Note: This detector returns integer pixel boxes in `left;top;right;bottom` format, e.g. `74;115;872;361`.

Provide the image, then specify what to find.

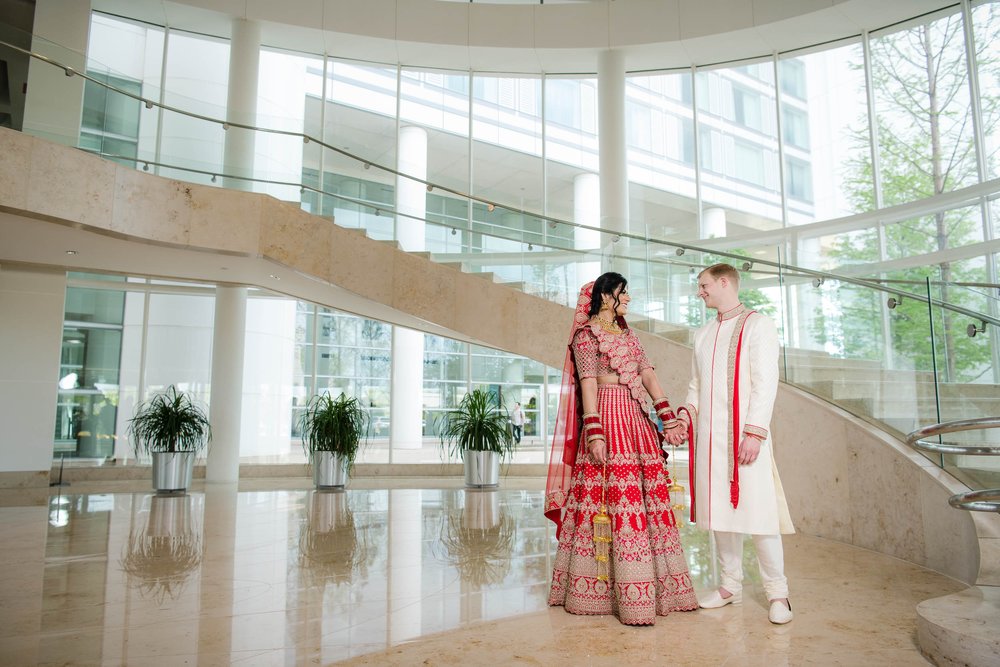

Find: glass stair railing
4;30;1000;493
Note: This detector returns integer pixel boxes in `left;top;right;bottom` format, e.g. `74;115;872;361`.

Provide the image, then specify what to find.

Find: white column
391;126;427;451
240;299;296;459
207;287;246;483
598;49;628;273
395;125;428;251
390;327;424;452
701;207;727;239
0;266;65;477
22;0;92;145
222;19;260;191
574;172;602;286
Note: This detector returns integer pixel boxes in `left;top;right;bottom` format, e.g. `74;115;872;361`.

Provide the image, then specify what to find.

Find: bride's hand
589;439;606;464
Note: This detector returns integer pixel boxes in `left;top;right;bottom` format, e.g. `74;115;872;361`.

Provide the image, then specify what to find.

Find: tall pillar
222;19;260;191
391;126;427;451
207;287;246;483
22;0;92;146
597;50;628;273
574;172;602;286
395;126;427;252
0;266;65;480
701;207;727;239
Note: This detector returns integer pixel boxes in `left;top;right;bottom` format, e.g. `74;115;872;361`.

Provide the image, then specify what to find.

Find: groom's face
697;275;726;309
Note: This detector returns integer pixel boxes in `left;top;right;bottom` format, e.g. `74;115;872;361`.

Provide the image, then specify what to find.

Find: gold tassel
593;462;612;582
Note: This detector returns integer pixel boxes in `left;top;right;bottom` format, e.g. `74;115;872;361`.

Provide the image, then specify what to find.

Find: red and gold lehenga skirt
548;384;698;625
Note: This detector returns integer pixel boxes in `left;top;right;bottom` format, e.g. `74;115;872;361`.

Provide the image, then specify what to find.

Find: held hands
659;423;687;457
662;423;687;445
738;433;764;465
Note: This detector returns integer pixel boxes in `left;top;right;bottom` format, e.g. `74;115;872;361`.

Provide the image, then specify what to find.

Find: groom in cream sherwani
677;263;795;625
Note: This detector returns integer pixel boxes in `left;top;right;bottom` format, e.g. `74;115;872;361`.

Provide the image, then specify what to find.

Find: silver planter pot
312;451;349;489
151;451;196;493
463;450;500;488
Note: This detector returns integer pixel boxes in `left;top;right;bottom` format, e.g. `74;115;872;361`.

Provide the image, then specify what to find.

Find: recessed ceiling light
65;250;78;255
268;274;280;280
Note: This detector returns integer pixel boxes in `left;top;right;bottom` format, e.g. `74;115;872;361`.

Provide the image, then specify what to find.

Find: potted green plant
439;388;517;487
300;392;370;489
127;386;211;493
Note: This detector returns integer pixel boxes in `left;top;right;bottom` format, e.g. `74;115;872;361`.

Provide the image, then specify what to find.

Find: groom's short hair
698;263;741;288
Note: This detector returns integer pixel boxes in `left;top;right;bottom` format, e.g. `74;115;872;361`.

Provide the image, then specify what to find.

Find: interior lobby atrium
1;0;999;664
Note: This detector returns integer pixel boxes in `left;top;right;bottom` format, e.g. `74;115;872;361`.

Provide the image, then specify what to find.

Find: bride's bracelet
653;397;677;422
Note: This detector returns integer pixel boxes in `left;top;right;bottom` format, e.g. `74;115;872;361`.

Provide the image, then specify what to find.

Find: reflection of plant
438;389;516;461
120;531;202;604
297;502;376;588
440;511;516;587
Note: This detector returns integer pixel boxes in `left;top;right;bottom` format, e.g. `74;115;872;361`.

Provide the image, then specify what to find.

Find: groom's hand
738;434;763;464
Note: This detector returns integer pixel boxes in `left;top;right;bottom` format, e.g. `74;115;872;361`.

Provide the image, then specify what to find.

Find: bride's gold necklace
593;314;624;334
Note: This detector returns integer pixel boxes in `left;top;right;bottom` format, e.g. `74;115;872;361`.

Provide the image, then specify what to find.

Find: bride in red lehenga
545;272;698;625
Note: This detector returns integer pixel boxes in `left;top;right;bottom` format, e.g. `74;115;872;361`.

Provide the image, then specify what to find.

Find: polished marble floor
0;480;964;666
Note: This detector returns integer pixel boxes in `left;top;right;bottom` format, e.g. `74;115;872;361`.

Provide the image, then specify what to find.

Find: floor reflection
0;486;964;665
120;494;203;603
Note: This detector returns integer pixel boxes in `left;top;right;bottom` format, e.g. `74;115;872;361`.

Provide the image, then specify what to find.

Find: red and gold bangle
653;397;676;422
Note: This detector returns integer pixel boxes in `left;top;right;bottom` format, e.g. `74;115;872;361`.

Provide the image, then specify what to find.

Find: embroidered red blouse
572;325;654;407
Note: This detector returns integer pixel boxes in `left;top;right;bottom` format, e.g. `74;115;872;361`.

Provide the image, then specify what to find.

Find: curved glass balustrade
2;5;1000;489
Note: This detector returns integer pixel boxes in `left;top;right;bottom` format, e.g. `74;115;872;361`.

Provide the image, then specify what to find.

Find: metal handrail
906;418;1000;513
5;37;1000;329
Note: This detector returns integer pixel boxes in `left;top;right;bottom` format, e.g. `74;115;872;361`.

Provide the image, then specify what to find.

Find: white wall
241;297;296;458
0;266;66;474
143;292;215;405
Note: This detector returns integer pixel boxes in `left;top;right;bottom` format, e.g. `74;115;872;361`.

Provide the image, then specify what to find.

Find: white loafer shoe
769;599;793;624
699;589;742;609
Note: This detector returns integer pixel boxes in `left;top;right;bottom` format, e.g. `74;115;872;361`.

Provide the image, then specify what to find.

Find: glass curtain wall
56;278;554;464
470;74;544;289
255;47;323;202
66;7;1000;466
55;274;126;459
308;59;398;238
82;15;163;167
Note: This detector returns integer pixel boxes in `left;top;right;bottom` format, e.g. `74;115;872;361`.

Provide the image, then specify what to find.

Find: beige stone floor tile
0;486;972;666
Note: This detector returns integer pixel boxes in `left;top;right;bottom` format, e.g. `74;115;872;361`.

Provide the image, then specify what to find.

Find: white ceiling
91;0;955;73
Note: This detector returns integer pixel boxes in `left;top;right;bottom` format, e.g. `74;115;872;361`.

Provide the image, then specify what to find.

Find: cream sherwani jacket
683;307;794;535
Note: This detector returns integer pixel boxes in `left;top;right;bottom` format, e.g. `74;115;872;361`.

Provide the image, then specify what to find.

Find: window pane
779;42;870;223
696;65;782;233
871;10;977;205
626;72;697;243
973;1;1000;181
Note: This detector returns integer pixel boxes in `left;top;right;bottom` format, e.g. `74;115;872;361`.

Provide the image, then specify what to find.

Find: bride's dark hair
588;272;628;318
